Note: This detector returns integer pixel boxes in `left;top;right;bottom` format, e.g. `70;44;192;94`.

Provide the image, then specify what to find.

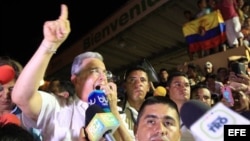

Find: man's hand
228;71;250;85
43;4;71;47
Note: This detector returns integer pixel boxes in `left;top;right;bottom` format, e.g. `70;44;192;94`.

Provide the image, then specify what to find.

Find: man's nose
98;72;108;81
155;122;167;135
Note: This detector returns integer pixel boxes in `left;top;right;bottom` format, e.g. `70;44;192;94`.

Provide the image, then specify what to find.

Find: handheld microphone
180;100;250;141
85;104;120;141
88;88;111;112
0;65;15;84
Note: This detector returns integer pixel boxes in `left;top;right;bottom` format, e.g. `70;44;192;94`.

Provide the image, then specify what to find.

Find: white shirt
180;119;206;141
22;91;88;141
22;91;136;141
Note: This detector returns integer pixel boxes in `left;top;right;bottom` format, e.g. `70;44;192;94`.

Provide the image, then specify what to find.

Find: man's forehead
81;58;105;69
143;104;178;116
128;70;147;77
172;76;188;82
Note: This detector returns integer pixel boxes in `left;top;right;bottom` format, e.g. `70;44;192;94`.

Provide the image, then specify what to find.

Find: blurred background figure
183;10;195;22
186;63;205;87
46;79;75;104
157;68;169;87
216;0;244;48
207;0;217;12
191;84;214;107
241;17;250;48
220;85;250;119
204;61;214;75
0;56;42;141
0;57;22;117
216;67;229;84
205;73;224;97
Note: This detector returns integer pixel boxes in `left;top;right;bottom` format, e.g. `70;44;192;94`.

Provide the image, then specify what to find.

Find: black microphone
85;104;104;128
85;104;120;141
180;100;210;129
180;100;250;141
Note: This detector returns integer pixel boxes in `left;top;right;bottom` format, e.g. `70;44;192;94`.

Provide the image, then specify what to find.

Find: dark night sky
1;0;129;66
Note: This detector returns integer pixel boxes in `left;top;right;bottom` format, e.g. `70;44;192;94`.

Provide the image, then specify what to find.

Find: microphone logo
197;103;237;139
88;90;111;112
208;116;228;133
88;95;109;106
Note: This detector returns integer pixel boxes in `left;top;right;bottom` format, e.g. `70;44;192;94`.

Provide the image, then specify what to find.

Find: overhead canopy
46;0;199;80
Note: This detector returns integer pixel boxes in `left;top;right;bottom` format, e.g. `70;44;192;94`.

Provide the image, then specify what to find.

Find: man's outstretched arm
12;4;71;120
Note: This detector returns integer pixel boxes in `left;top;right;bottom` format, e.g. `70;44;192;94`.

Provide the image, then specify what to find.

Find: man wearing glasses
11;4;132;141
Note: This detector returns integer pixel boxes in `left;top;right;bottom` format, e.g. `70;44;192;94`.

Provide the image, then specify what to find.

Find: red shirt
216;0;238;21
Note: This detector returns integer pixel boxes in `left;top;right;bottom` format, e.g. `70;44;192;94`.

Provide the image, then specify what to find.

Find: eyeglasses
89;68;113;79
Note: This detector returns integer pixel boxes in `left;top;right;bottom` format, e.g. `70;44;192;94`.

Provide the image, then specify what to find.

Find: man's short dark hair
0;123;35;141
123;65;149;81
159;68;168;73
47;79;75;96
191;84;211;98
135;96;179;127
166;71;188;87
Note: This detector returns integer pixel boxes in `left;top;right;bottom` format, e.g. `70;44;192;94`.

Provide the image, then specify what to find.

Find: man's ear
166;86;169;91
62;91;69;98
57;91;69;98
71;75;77;85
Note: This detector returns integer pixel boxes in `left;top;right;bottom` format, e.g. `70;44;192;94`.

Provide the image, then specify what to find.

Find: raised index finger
59;4;68;20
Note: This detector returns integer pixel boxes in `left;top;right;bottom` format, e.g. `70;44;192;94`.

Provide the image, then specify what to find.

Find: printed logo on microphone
190;103;250;141
88;90;110;112
85;113;120;141
199;109;235;139
87;118;105;133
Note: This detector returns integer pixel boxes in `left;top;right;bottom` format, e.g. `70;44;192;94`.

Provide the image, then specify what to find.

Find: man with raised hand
12;4;132;141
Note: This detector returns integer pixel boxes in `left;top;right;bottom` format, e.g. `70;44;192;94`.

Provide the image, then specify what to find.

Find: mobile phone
221;86;234;106
231;62;246;74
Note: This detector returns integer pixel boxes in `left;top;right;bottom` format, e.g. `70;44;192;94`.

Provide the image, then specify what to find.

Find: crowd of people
183;0;250;60
1;2;250;141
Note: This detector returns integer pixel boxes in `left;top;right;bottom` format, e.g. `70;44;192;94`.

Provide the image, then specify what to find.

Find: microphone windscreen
154;86;167;96
0;65;15;84
180;100;210;129
85;104;104;125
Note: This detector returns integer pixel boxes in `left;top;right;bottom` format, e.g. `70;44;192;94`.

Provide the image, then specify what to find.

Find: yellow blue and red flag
183;10;226;53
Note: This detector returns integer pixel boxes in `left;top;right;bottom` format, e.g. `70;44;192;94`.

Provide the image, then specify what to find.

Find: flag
183;10;226;53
